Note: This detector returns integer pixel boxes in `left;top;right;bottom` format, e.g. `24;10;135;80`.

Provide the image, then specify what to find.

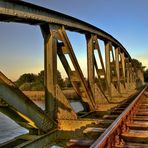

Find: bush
31;82;44;91
144;69;148;82
15;73;37;87
16;70;68;91
19;82;33;91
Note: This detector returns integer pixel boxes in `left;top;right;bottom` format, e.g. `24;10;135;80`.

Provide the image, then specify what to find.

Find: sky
0;0;148;81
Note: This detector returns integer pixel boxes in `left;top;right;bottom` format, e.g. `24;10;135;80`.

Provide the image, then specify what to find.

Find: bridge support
105;42;112;98
41;24;77;120
86;35;109;103
115;47;121;93
57;27;96;111
41;24;58;119
86;34;95;100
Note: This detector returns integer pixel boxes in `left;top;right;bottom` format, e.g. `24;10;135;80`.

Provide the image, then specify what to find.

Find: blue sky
0;0;148;80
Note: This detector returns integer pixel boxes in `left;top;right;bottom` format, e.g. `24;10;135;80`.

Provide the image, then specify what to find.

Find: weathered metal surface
56;85;77;120
86;34;95;100
15;130;57;148
58;119;103;131
86;35;109;104
57;27;96;111
105;42;112;98
0;72;55;133
41;24;58;118
115;47;121;93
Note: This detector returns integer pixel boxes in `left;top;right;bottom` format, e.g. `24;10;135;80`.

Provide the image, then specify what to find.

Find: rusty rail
90;86;147;148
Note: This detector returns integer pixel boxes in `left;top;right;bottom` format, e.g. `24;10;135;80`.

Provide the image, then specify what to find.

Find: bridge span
0;1;145;147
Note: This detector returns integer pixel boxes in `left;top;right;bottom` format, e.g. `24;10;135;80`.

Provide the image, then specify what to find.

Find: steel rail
90;85;147;148
0;0;130;59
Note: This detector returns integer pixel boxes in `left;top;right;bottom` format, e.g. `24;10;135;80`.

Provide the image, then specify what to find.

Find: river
0;100;83;144
0;112;28;144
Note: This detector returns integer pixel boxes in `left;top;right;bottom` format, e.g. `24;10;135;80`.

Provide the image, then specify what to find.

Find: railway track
66;86;148;148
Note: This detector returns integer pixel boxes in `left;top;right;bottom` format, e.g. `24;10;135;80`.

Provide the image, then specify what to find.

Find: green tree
57;70;65;87
15;70;65;90
37;70;65;87
144;68;148;82
15;73;37;87
19;82;33;91
37;70;44;85
132;59;145;71
64;77;72;87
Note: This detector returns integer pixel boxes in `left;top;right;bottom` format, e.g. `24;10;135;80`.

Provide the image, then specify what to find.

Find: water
0;100;44;144
0;112;28;144
70;100;84;113
0;101;83;144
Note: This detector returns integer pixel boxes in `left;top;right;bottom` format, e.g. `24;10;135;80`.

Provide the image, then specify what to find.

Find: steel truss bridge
0;1;145;148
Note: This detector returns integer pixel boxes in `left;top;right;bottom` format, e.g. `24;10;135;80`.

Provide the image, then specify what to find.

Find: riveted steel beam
86;34;95;98
0;72;55;133
105;42;112;98
57;27;96;111
121;52;126;87
41;24;77;120
93;37;107;92
115;47;121;93
40;24;58;118
86;35;109;103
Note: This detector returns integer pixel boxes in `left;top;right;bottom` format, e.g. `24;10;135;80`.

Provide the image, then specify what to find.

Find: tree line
132;59;148;82
15;60;148;91
144;69;148;82
15;70;72;91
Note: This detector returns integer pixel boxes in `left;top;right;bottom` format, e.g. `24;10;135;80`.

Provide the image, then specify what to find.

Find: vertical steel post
40;24;57;119
86;34;95;98
121;52;126;86
105;42;111;98
129;62;132;83
115;47;121;93
126;59;130;86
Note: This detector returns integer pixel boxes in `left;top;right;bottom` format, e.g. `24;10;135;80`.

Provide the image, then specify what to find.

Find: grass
23;91;44;101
